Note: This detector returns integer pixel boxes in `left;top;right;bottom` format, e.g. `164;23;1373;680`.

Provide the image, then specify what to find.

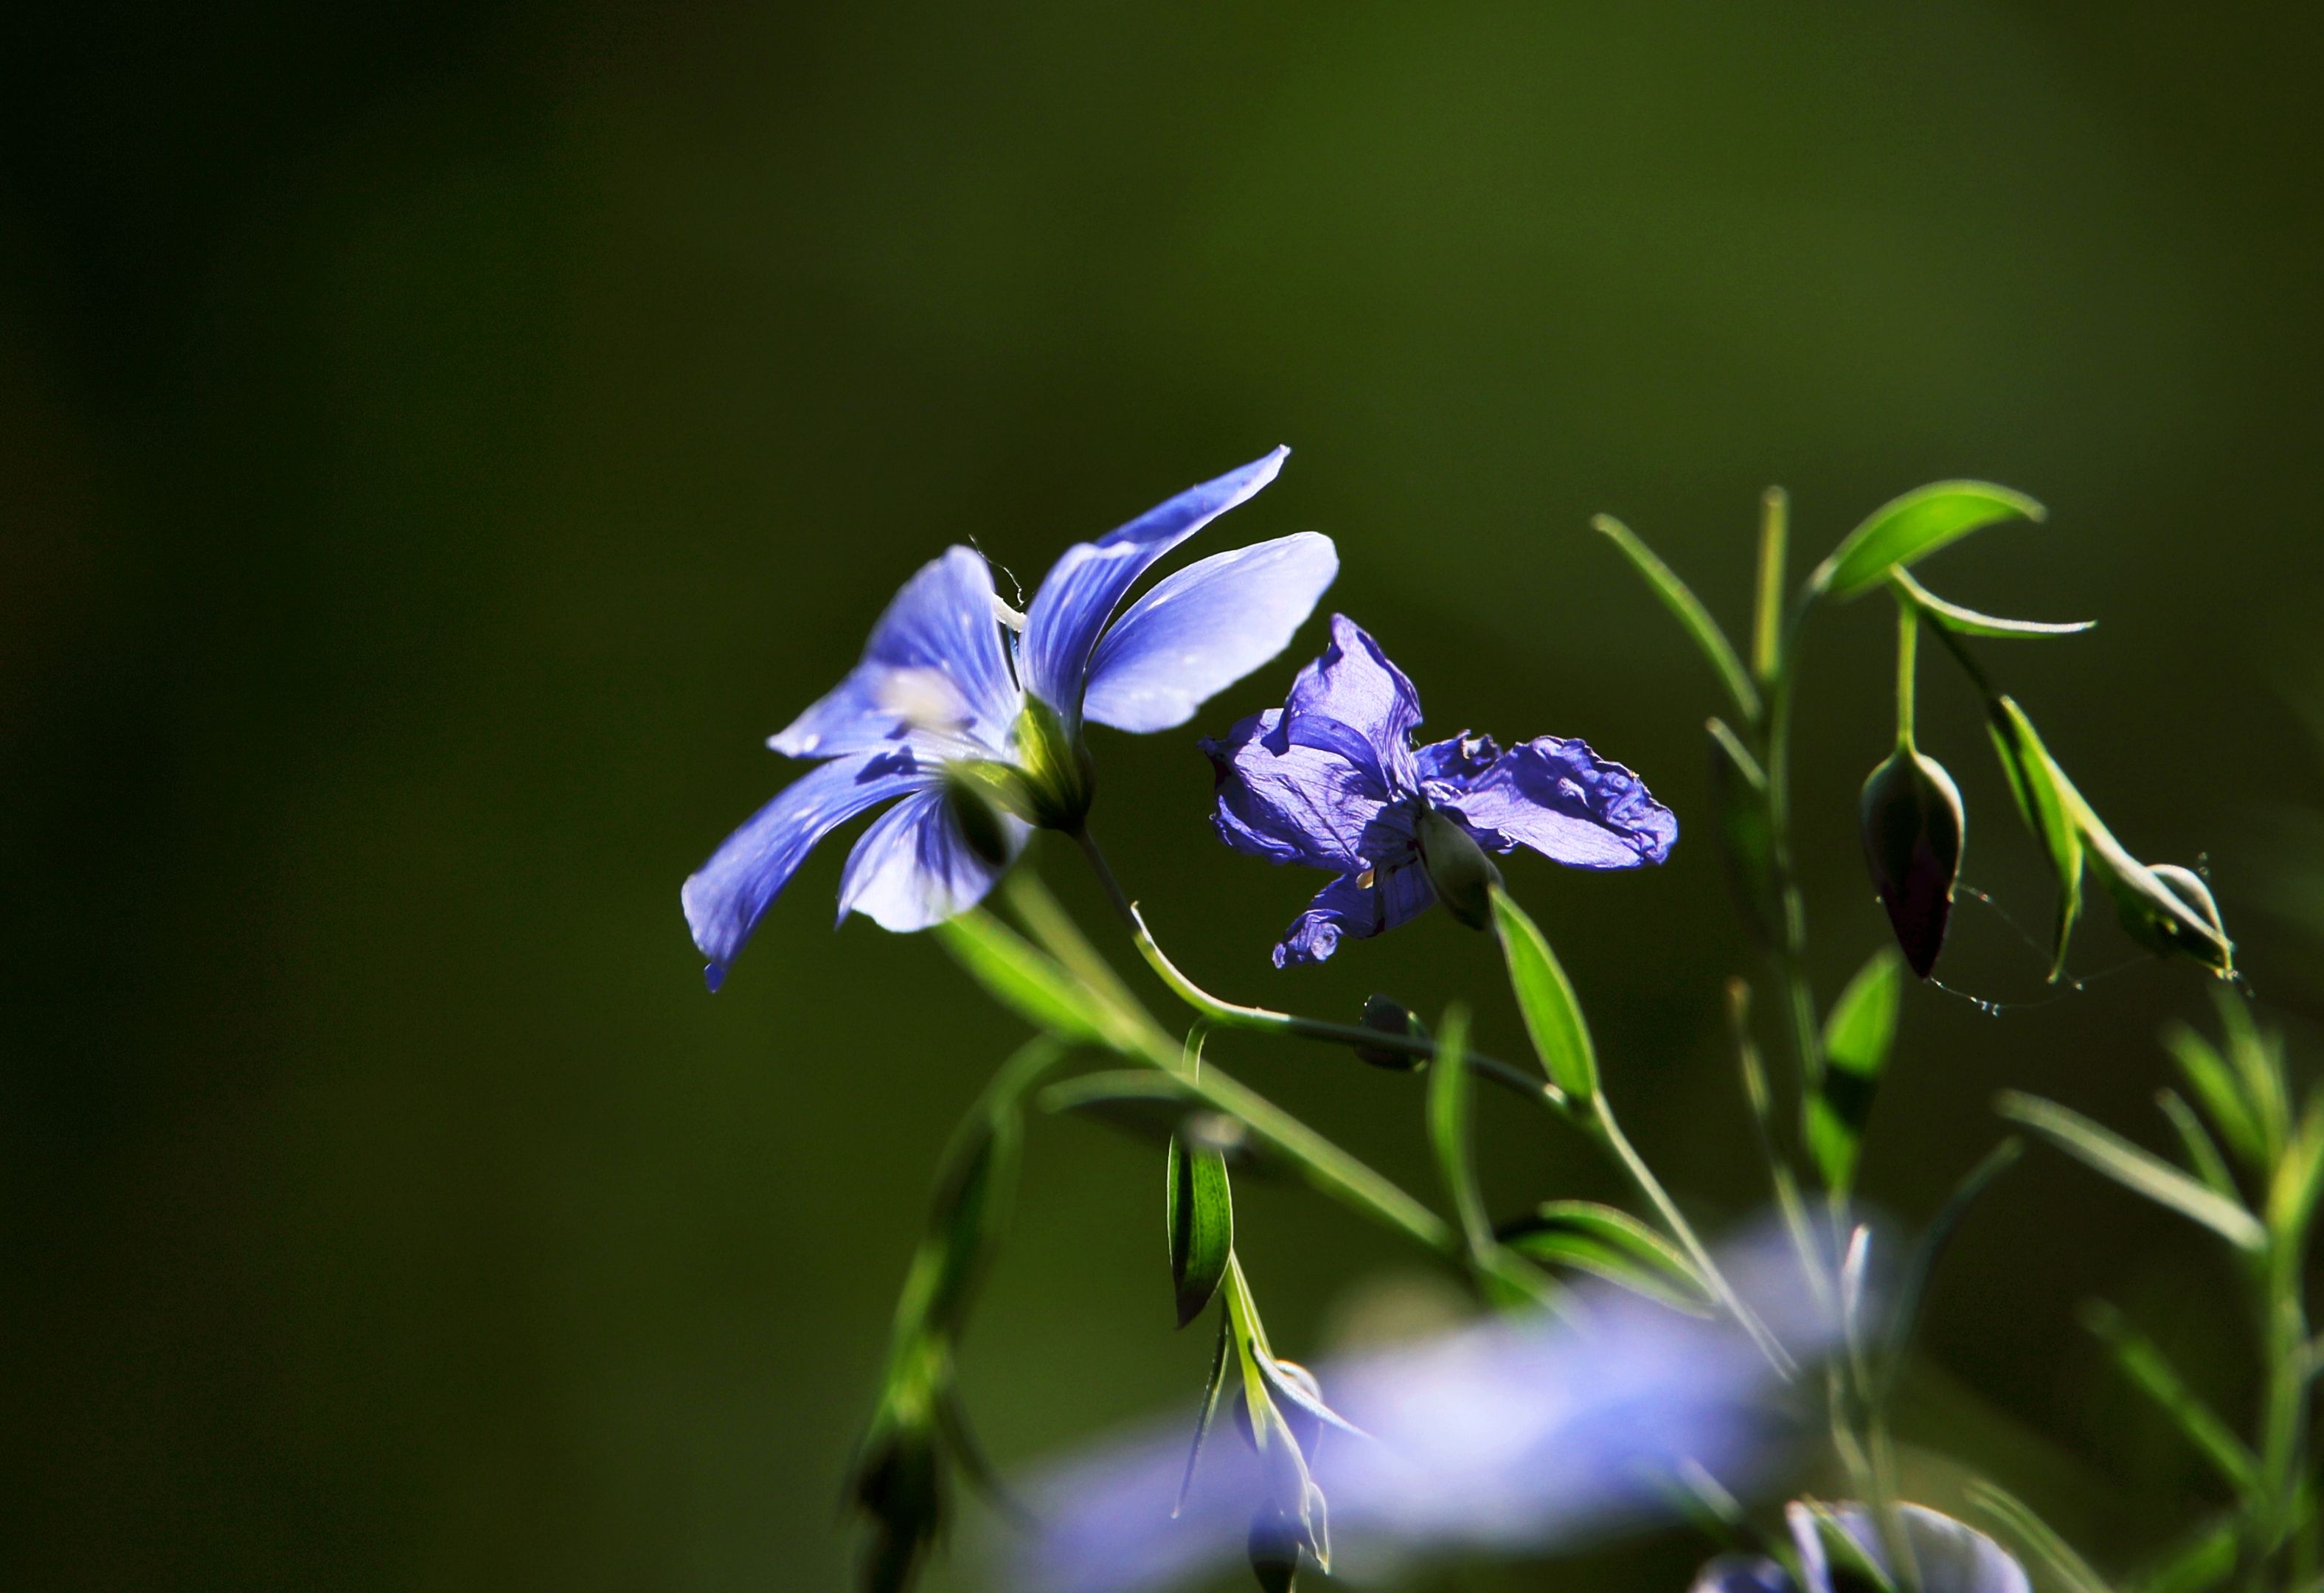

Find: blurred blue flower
1006;1226;1835;1593
1693;1503;2028;1593
1202;615;1678;965
684;448;1336;988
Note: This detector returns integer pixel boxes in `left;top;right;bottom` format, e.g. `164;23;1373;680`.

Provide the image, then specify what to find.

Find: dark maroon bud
1858;746;1965;979
1353;995;1429;1070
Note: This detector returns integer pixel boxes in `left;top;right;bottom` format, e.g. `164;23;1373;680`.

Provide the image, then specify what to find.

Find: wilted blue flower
1202;615;1678;965
683;448;1336;988
1005;1226;1836;1593
1693;1502;2028;1593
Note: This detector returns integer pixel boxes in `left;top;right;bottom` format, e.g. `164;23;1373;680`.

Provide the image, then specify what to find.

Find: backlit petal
1274;861;1435;967
837;789;1027;932
772;547;1019;760
682;749;934;986
1449;737;1677;869
1020;448;1288;719
1268;614;1423;793
1203;708;1391;871
1082;532;1337;733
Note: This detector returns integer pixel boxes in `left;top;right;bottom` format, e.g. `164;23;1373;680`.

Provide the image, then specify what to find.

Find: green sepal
1811;479;2046;601
1166;1133;1235;1328
1997;1090;2265;1252
1496;1200;1714;1314
1488;886;1597;1102
1806;947;1904;1193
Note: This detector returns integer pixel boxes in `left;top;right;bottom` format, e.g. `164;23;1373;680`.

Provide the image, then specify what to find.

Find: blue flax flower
1204;615;1676;966
683;448;1336;988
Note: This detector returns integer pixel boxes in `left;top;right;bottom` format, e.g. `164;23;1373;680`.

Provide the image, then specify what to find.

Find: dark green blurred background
8;3;2324;1588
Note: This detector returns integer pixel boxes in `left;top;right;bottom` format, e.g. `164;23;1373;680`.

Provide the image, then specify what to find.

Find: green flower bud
1857;746;1965;979
1353;995;1429;1070
2101;857;2233;974
1416;808;1502;931
1011;697;1097;833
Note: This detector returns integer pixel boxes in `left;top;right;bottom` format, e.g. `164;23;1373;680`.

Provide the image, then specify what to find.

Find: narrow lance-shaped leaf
1812;480;2047;601
2080;1299;2260;1500
2155;1091;2237;1200
1426;1004;1492;1263
1489;886;1598;1102
2131;1519;2238;1593
1997;1091;2266;1252
936;909;1120;1047
1881;1138;2021;1397
1166;1133;1235;1328
2161;1021;2265;1172
1707;717;1783;948
1806;948;1904;1193
1497;1200;1714;1314
1984;695;2083;982
1893;569;2095;639
1176;1312;1234;1516
1589;514;1761;721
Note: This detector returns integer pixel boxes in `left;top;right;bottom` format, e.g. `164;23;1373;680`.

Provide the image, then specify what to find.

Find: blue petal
682;749;933;983
1789;1503;2028;1593
1019;448;1288;721
1690;1558;1794;1593
771;546;1020;760
837;788;1028;932
1447;736;1678;868
1081;532;1338;733
1414;730;1501;791
1266;614;1423;794
1274;860;1435;967
1201;707;1393;872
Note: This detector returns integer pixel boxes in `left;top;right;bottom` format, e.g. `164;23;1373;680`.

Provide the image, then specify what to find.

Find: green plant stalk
1072;831;1570;1113
1005;867;1462;1263
1894;591;1919;750
1583;1095;1797;1378
2255;1229;2311;1580
1075;832;1790;1368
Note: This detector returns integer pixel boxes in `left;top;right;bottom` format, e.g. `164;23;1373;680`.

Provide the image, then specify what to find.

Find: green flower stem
2256;1227;2311;1576
1075;830;1569;1115
1893;590;1920;750
1582;1094;1797;1379
1007;864;1462;1263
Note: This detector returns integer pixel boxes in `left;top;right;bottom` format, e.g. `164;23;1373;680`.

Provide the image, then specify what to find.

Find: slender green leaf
937;910;1119;1046
1882;1138;2022;1392
1966;1479;2117;1593
1795;1502;1897;1593
1707;718;1783;948
1489;887;1597;1102
1426;1006;1491;1260
1813;480;2047;600
2162;1021;2266;1171
1893;568;2095;638
1806;948;1904;1191
2155;1091;2236;1199
1499;1200;1713;1313
1984;696;2083;982
2212;989;2289;1161
2081;1299;2259;1499
1175;1311;1233;1516
1165;1134;1235;1328
1589;513;1761;720
1997;1091;2266;1252
2129;1518;2238;1593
